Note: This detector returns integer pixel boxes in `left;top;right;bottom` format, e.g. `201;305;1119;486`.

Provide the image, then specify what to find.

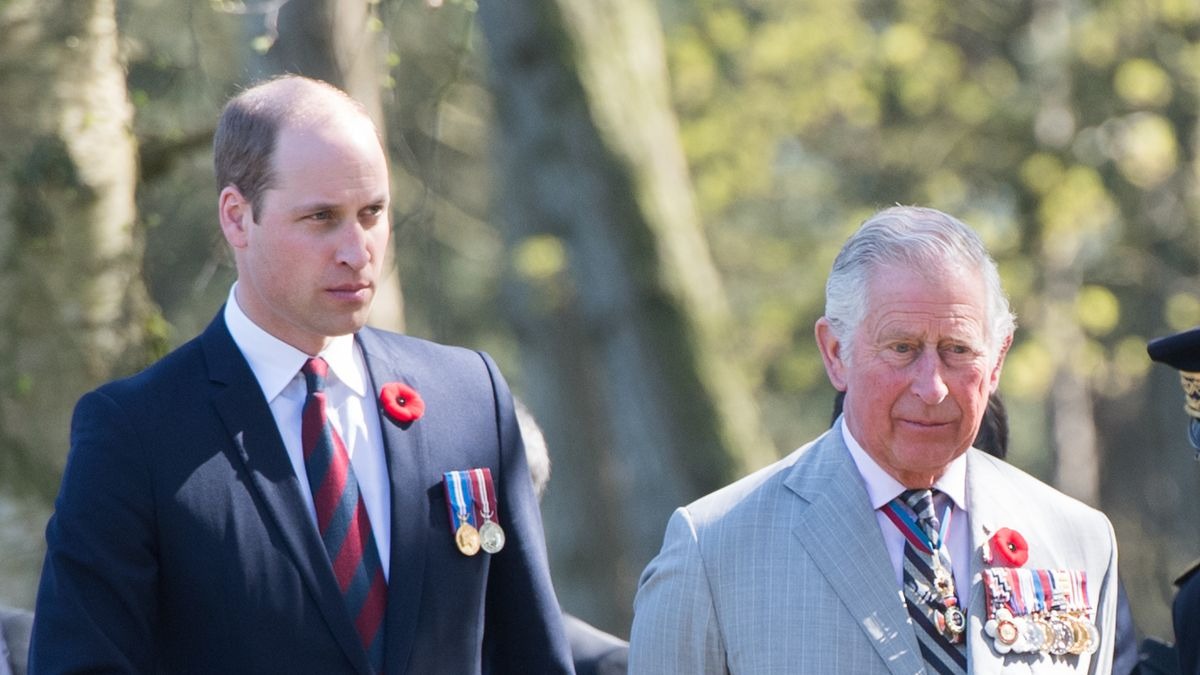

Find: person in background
630;205;1118;673
29;75;572;674
1148;327;1200;675
516;400;630;675
0;605;32;675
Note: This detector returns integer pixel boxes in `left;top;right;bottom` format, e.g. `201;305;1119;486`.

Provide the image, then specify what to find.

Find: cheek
369;227;390;255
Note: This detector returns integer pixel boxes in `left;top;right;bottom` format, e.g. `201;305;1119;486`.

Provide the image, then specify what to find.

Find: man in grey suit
629;206;1118;674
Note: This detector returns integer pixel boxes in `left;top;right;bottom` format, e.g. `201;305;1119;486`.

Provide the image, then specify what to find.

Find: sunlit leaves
1037;165;1118;266
1006;338;1056;398
1075;285;1120;337
1111;112;1179;188
1075;13;1120;68
514;234;567;281
881;23;927;67
1166;292;1200;331
1114;59;1173;108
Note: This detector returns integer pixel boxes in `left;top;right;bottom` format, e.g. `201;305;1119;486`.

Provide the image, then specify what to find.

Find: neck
891;469;944;490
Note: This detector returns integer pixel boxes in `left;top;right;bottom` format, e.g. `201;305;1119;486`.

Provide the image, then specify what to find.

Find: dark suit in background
564;614;627;675
1148;327;1200;675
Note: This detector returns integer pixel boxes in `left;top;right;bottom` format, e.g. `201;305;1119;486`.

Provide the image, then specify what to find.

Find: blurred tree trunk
1027;0;1101;506
0;0;159;605
244;0;405;331
477;0;774;633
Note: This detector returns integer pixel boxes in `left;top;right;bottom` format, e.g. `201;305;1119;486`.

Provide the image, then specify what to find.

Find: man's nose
910;350;949;405
336;221;372;269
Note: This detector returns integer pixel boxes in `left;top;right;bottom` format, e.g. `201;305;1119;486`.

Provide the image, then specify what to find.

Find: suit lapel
965;450;1050;675
965;451;1000;675
784;430;925;675
201;314;371;675
357;329;430;674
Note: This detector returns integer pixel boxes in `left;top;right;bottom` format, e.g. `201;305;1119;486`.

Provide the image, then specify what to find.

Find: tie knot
302;357;329;393
899;488;941;535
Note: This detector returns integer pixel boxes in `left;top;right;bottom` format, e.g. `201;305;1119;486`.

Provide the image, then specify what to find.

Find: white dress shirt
224;285;391;579
841;417;969;598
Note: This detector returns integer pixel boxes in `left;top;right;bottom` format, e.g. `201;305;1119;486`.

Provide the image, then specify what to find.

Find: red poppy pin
987;527;1029;567
379;382;425;426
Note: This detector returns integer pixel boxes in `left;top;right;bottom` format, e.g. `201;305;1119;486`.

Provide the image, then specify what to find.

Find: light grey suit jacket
628;426;1117;674
0;606;32;675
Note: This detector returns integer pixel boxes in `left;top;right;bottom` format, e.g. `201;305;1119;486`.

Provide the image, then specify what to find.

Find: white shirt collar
223;284;365;402
840;416;968;511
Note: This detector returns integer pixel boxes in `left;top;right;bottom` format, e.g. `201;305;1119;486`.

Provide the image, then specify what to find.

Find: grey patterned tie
898;488;967;675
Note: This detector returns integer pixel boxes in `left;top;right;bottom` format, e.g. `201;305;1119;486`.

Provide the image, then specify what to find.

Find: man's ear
815;317;849;392
989;334;1013;393
219;186;252;249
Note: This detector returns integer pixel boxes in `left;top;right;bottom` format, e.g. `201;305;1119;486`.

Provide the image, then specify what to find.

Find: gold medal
997;619;1020;645
1075;614;1094;653
479;520;506;554
1048;614;1074;655
456;523;481;556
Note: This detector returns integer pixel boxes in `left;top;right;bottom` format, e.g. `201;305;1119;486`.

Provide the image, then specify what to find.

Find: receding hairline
229;75;376;132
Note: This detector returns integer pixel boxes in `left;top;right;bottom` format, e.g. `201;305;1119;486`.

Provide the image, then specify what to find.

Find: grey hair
515;398;551;501
824;206;1016;359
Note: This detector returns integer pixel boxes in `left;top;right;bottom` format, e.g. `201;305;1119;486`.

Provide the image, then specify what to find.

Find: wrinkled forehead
863;263;991;333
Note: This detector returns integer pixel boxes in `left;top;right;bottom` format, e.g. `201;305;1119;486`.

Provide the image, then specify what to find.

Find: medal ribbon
443;470;476;534
983;568;1093;619
883;499;952;554
470;468;501;525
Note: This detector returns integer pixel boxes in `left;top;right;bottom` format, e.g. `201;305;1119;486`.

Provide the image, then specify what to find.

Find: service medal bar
982;567;1098;657
470;468;506;554
443;471;480;556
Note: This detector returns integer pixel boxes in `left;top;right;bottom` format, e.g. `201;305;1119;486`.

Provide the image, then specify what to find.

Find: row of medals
983;607;1100;656
455;510;506;557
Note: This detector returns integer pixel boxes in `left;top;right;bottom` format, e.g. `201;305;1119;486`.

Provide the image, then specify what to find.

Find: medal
1048;615;1075;655
983;566;1099;658
942;604;967;637
997;618;1020;645
443;471;480;556
456;523;481;556
479;520;506;554
470;468;506;554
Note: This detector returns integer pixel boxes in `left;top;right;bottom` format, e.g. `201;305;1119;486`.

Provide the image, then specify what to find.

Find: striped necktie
896;488;967;675
301;357;387;673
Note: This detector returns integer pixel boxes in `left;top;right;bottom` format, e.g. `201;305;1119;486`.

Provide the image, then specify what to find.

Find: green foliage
9;136;87;242
660;0;1200;636
661;0;1200;421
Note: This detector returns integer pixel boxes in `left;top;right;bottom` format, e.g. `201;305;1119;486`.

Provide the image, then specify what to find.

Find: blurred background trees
1;0;1198;643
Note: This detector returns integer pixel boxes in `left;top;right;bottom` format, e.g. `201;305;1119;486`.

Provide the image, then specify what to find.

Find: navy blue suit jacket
30;313;573;674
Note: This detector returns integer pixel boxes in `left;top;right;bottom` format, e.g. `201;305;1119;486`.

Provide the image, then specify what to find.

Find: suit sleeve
628;507;726;675
1087;514;1119;675
1174;574;1200;675
477;353;575;674
30;390;159;674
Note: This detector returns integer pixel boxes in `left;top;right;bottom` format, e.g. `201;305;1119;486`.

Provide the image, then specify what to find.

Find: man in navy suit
29;75;573;674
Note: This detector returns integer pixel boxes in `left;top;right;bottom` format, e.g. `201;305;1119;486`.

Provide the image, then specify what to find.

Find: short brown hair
212;75;375;217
